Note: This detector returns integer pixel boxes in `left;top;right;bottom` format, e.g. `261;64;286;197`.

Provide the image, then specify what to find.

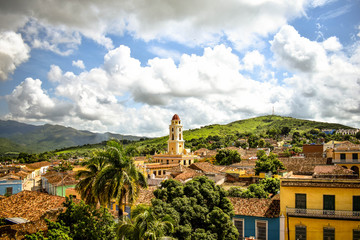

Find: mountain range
0;120;144;154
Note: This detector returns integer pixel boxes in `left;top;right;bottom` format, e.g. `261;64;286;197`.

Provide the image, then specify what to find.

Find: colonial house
229;195;281;240
280;170;360;240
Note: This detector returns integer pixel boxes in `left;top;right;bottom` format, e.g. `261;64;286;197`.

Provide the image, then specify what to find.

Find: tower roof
172;114;180;120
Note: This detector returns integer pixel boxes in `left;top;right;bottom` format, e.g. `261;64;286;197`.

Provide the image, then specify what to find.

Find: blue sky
0;0;359;137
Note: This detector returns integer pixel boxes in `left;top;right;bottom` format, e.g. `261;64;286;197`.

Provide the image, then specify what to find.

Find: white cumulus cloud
72;60;85;69
0;31;30;81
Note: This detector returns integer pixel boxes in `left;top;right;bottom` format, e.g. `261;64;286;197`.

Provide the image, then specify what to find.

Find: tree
254;150;285;175
356;131;360;140
94;140;147;218
281;126;291;136
25;219;72;240
75;150;107;206
117;204;174;240
247;134;260;148
152;176;239;240
25;198;116;240
58;197;117;240
259;178;280;195
214;149;241;165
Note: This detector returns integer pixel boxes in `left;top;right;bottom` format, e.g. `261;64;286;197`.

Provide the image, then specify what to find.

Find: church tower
168;114;185;154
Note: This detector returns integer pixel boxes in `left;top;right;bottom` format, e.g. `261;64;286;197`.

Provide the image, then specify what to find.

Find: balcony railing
286;207;360;220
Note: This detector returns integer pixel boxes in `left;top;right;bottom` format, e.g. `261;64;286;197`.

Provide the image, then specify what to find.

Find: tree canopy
214;149;241;165
151;176;238;240
254;150;285;175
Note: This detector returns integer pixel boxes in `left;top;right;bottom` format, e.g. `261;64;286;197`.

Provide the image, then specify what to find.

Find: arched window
179;133;181;140
172;134;174;140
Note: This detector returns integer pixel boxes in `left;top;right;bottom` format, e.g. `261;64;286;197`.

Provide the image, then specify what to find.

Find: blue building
0;175;23;196
229;195;282;240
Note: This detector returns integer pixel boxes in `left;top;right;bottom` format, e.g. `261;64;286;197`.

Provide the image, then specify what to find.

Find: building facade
280;176;360;240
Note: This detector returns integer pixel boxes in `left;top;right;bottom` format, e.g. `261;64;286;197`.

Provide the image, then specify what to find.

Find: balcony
286;207;360;220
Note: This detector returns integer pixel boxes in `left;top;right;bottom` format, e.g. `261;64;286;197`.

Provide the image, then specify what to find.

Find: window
353;229;360;240
340;153;346;161
167;160;169;164
295;225;306;240
353;153;358;161
158;170;161;175
163;170;166;175
172;128;174;132
153;171;156;176
183;160;186;165
189;160;191;165
323;227;334;240
295;194;306;213
172;134;174;140
6;187;12;196
256;220;267;240
179;134;182;140
233;219;244;240
354;196;360;213
323;195;335;215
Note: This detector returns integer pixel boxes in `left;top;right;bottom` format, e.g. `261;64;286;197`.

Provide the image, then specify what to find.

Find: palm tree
75;150;107;206
95;140;147;218
117;204;174;240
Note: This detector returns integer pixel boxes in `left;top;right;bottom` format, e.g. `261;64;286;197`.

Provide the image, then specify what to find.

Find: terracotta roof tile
189;162;221;174
135;187;157;205
26;161;51;170
228;197;280;218
0;191;66;222
174;168;203;182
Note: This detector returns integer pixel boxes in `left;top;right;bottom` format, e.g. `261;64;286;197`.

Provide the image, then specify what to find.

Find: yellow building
331;143;360;177
280;171;360;240
149;114;198;178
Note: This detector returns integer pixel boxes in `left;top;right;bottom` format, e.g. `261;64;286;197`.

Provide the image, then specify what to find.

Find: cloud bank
5;25;360;136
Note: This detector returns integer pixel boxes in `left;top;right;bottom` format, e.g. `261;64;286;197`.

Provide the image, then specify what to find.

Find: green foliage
214;149;241;165
53;161;74;172
25;219;72;240
58;197;117;240
117;204;174;240
152;176;239;240
255;150;285;175
227;178;279;199
259;178;280;195
227;187;243;197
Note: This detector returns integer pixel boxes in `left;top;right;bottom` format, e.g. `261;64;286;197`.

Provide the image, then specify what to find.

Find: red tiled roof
313;165;355;175
228;196;280;218
174;168;203;182
0;191;66;221
172;114;180;120
189;162;221;174
43;171;78;186
26;161;51;170
134;186;157;205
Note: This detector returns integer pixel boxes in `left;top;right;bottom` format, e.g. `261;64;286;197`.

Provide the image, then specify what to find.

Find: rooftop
228;196;280;218
0;191;65;221
26;161;52;170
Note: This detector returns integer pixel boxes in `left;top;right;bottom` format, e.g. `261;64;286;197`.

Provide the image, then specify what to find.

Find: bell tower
168;114;185;154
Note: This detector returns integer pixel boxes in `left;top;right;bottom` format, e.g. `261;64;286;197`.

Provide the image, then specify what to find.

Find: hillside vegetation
0;115;354;155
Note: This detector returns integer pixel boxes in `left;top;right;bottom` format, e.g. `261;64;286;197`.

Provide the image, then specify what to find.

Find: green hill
134;115;353;152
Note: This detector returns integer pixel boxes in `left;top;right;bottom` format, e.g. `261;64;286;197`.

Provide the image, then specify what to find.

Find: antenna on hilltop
272;106;275;115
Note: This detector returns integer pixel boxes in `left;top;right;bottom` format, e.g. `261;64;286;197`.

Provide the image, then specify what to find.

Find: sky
0;0;360;137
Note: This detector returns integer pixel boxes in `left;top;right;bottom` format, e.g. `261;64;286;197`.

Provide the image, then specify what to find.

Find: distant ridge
0;120;145;154
0;115;354;154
